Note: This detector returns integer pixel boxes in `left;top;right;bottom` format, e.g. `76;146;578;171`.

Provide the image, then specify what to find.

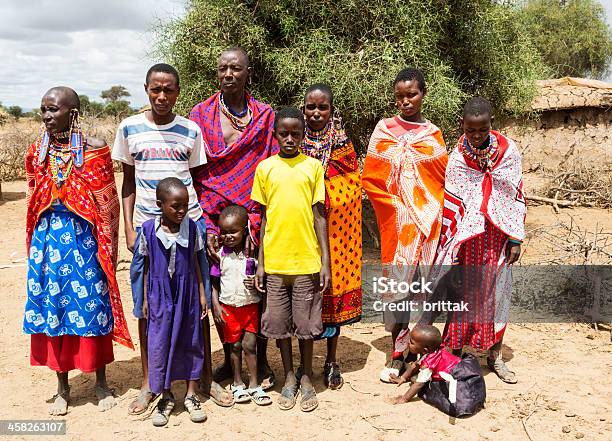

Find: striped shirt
112;113;207;227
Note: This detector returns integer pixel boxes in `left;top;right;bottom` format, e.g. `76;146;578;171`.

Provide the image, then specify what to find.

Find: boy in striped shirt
112;63;233;414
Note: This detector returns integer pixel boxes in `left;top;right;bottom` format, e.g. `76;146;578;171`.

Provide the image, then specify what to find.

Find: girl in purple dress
139;177;208;426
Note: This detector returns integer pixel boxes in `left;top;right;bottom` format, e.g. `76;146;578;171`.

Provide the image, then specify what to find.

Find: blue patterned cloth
23;203;113;337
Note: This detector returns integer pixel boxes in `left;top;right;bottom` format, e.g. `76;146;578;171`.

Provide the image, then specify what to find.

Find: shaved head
44;86;80;110
219;46;250;67
412;325;443;349
156;177;187;202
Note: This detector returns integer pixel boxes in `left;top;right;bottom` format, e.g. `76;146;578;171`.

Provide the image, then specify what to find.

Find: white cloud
0;0;186;109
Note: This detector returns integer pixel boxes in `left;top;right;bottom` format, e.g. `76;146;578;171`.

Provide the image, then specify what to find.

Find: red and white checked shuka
434;130;526;350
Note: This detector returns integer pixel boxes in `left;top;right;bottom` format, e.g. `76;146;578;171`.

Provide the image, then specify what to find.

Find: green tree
520;0;612;79
24;109;42;122
7;105;23;119
156;0;547;150
103;100;133;118
99;86;133;118
79;94;105;116
100;85;131;103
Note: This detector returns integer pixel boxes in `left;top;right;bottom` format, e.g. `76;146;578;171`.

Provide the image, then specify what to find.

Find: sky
0;0;611;110
0;0;187;110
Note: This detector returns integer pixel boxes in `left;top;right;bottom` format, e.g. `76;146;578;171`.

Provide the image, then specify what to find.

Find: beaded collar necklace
461;133;499;171
48;141;74;186
302;118;348;172
219;93;252;131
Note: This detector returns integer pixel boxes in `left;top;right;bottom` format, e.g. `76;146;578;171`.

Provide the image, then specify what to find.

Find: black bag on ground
417;354;486;417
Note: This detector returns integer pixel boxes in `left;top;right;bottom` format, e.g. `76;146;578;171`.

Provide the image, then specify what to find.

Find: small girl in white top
210;205;271;406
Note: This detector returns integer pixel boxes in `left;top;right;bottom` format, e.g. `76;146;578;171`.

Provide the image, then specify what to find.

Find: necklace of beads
219;93;252;131
51;130;71;141
48;143;74;186
461;134;499;171
302;122;335;171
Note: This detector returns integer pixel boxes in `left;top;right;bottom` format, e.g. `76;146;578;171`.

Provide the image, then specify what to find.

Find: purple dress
142;218;204;394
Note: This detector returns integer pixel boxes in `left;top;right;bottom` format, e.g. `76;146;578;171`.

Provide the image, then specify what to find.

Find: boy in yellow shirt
251;106;331;412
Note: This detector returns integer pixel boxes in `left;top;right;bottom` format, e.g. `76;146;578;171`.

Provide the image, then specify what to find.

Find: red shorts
221;303;259;344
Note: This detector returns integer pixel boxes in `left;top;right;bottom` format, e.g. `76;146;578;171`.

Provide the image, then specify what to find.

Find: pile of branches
524;217;612;265
528;149;612;211
521;217;611;325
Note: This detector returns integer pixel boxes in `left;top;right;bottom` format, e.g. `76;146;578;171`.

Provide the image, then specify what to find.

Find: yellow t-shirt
251;153;325;275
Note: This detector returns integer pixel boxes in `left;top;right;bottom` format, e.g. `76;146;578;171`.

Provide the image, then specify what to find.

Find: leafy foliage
98;86;134;118
519;0;612;79
155;0;553;150
79;95;105;117
100;85;131;103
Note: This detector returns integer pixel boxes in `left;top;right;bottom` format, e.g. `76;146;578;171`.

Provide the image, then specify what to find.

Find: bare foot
96;384;117;412
128;389;155;415
49;390;70;416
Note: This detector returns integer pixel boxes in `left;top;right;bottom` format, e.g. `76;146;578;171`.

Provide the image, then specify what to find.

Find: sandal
184;394;207;423
487;357;518;384
128;389;156;415
324;362;344;390
278;383;299;410
246;386;272;406
152;397;175;427
200;381;235;407
380;359;404;383
259;369;276;391
231;384;251;404
299;385;318;412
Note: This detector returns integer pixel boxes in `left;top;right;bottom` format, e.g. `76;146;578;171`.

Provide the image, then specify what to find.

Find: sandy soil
0;176;611;441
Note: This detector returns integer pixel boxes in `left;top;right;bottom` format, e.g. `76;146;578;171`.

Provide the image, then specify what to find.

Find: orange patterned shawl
25;142;133;349
362;117;448;267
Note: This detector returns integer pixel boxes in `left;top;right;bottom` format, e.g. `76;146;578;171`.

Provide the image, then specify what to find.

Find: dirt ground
0;175;611;441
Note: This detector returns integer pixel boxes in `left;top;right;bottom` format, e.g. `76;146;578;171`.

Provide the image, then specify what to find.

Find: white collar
154;216;190;249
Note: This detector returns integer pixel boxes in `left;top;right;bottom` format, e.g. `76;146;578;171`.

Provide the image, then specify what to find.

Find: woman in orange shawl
362;68;447;382
24;87;132;415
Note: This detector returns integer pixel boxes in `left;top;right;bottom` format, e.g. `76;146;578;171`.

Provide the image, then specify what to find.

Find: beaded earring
38;127;50;165
69;109;84;168
332;108;343;129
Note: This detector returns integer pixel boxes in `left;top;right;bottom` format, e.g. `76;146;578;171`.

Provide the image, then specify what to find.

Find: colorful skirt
30;333;114;373
321;159;362;327
23;203;113;337
443;220;510;350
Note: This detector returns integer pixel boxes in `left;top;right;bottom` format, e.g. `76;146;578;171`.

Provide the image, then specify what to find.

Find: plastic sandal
260;370;276;391
299;385;318;412
231;384;251;404
246;386;272;406
380;359;404;383
128;389;157;415
184;394;207;423
200;381;234;407
152;397;175;427
278;383;299;410
488;357;518;384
